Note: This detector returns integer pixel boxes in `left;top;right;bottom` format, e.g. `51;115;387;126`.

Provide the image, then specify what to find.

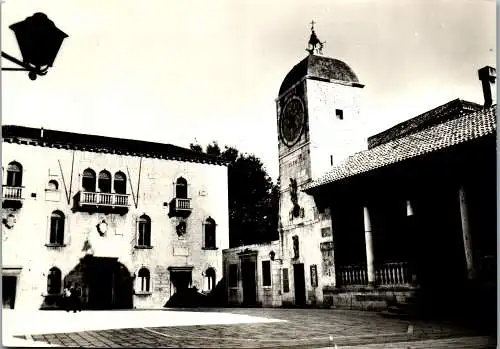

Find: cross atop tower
306;20;325;55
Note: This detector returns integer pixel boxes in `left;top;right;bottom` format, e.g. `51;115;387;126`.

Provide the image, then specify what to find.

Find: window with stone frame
98;170;112;193
47;180;59;191
228;264;238;287
47;267;62;294
113;171;127;194
137;215;151;247
282;268;290;293
205;268;216;291
82;168;96;192
175;177;188;198
203;217;216;249
49;210;65;245
6;162;23;187
262;260;271;287
137;267;151;292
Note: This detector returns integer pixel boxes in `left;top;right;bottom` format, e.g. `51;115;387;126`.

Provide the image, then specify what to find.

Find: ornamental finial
306;20;325;55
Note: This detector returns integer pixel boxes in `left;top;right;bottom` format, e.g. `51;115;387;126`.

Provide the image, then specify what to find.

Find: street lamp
2;12;68;80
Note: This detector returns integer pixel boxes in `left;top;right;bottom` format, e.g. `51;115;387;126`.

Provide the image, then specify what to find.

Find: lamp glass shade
9;12;68;68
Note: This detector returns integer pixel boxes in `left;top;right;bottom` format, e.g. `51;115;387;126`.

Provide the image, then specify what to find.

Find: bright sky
1;0;496;181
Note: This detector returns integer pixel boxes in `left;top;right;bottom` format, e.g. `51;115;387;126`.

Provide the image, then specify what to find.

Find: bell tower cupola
276;22;366;186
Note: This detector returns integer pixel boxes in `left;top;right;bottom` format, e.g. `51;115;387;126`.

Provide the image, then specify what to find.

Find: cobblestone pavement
13;308;498;348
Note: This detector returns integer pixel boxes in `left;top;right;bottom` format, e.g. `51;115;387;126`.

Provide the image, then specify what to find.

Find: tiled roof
367;99;482;149
303;105;496;191
2;125;228;166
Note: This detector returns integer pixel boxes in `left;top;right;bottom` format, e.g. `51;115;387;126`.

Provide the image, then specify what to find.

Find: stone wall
223;241;281;307
2;141;229;309
306;79;365;179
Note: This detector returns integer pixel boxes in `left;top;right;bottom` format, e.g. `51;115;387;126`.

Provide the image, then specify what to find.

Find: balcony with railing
168;198;192;218
80;192;130;208
175;198;192;211
337;261;410;287
2;186;24;208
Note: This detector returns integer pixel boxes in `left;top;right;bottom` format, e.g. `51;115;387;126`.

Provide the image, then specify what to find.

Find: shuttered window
282;268;289;293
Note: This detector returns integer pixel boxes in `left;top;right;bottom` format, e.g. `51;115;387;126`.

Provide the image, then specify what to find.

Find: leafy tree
190;141;279;247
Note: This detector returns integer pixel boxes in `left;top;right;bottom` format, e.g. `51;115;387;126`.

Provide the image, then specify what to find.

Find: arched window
98;170;112;193
47;267;62;294
204;217;216;249
137;215;151;247
47;180;59;191
50;211;65;245
137;267;150;292
82;169;96;192
6;162;22;187
205;268;216;291
175;177;188;199
113;171;126;194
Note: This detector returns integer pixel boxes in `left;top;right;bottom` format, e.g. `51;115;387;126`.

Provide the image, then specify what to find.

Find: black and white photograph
1;0;497;347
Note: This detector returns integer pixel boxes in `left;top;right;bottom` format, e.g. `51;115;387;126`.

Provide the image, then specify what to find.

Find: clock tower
276;25;366;304
277;27;365;198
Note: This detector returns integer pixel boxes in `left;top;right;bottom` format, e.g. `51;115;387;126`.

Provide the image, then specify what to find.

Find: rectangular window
262;260;271;286
282;268;289;293
321;227;332;237
229;264;238;287
310;264;318;287
336;109;344;120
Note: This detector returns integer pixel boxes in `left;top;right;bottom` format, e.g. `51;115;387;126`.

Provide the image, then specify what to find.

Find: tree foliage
190;141;279;247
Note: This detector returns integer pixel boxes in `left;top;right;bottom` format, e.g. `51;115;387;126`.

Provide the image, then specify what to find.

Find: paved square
3;308;497;348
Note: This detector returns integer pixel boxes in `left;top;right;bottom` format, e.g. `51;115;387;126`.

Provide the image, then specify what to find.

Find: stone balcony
2;186;24;209
77;192;130;214
168;198;192;218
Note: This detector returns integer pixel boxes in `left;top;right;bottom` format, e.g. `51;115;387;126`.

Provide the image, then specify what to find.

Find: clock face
280;97;305;147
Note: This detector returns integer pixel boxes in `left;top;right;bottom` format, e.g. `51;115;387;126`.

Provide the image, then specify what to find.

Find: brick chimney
478;66;496;107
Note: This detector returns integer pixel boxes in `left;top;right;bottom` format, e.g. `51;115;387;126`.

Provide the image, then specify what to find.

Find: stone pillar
406;199;418;283
406;200;414;216
459;186;476;280
363;206;375;284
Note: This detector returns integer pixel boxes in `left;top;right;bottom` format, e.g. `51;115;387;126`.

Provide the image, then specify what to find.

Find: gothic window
175;177;188;199
137;215;151;247
47;267;62;294
262;260;271;286
6;162;22;187
204;217;216;249
228;264;238;288
98;170;112;193
47;180;59;191
137;267;150;292
82;168;96;192
205;268;216;291
113;171;126;194
49;211;65;245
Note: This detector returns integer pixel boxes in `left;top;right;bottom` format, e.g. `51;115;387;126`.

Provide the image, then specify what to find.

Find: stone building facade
223;241;281;307
2;126;229;310
224;47;496;316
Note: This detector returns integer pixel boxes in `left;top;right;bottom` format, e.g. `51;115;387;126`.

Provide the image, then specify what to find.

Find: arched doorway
64;256;133;310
